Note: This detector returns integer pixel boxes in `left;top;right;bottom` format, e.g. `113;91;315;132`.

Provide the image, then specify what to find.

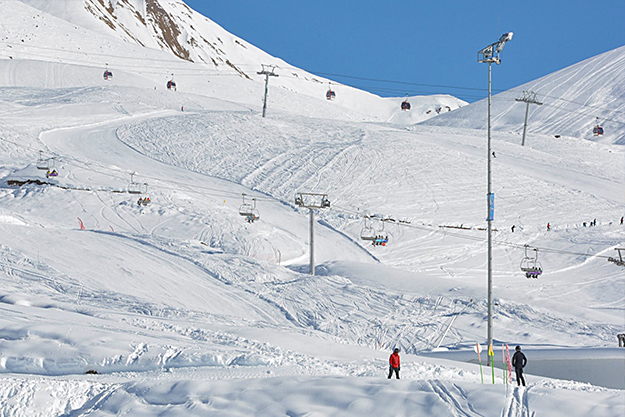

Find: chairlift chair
373;235;389;246
239;194;260;223
36;150;50;170
127;173;143;194
370;218;389;246
520;245;542;279
360;217;377;241
139;183;150;206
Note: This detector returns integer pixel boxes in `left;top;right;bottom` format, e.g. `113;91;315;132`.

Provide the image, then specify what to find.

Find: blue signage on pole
487;193;494;221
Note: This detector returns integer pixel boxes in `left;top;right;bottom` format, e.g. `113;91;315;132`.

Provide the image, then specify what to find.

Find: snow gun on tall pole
477;31;513;366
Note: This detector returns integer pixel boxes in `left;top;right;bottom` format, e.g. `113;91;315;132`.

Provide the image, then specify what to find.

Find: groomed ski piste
0;1;624;415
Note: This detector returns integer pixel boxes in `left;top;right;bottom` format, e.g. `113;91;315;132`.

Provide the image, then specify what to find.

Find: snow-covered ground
0;1;623;415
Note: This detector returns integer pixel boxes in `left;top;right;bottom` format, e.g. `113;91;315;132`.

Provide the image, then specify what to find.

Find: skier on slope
512;345;527;386
388;348;400;379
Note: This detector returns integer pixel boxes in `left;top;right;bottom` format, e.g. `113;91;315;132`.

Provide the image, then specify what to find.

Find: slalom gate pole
502;345;507;386
476;343;484;384
489;344;495;384
505;344;513;385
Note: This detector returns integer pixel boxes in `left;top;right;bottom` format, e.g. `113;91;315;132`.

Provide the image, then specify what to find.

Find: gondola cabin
167;80;177;91
593;125;604;136
326;89;335;100
593;117;604;136
103;70;113;80
401;100;411;110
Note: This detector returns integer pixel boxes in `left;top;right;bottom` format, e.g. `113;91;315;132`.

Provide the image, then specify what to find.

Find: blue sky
185;1;624;102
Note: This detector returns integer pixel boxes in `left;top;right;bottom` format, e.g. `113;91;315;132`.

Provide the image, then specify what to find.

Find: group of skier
510;217;624;233
387;345;527;386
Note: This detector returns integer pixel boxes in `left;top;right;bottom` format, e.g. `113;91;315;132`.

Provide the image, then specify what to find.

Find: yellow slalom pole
489;344;495;384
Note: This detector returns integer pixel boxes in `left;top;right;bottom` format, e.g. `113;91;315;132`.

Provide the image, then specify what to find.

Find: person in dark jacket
388;348;400;379
512;345;527;386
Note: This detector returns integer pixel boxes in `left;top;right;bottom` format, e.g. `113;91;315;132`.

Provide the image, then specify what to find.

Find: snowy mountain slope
0;75;622;366
0;69;623;417
0;1;623;415
6;0;465;123
423;45;625;144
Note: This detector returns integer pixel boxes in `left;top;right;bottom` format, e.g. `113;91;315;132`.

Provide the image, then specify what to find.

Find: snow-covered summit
422;45;625;144
19;0;278;73
9;0;465;123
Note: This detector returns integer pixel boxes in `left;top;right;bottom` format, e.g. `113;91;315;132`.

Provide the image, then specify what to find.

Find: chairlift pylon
520;245;542;279
239;193;260;223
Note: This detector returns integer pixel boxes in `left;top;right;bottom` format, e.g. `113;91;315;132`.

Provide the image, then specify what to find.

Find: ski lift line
539;102;625;126
332;204;612;260
9;42;625;117
6;41;625;117
300;70;496;93
13;149;618;263
3;142;616;261
2;42;501;95
0;134;276;202
537;94;625;118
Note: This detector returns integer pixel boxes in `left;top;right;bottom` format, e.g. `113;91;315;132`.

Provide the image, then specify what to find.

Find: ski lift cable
0;134;282;203
0;134;258;200
539;102;625;126
9;42;625;117
2;133;616;261
331;204;613;260
537;94;625;118
21;149;621;261
0;42;499;95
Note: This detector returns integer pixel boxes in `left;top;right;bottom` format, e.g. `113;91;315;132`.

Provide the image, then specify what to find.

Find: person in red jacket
388;348;400;379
